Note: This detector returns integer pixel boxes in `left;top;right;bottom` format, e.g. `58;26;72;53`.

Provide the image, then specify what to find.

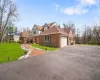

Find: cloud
63;6;88;15
80;0;98;5
63;7;74;15
55;0;99;15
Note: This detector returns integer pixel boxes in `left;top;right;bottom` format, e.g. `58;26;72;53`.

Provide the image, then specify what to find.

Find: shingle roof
34;24;43;31
62;28;71;34
47;22;55;27
21;31;29;38
40;26;67;35
33;22;56;31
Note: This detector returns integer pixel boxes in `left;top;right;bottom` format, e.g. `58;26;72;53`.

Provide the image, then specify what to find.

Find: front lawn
32;44;58;51
0;43;24;63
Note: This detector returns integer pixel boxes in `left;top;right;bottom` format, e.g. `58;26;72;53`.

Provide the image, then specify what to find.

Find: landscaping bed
32;44;58;51
0;43;24;63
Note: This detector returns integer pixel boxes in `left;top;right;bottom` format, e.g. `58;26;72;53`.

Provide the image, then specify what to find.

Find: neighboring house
7;33;20;42
13;33;20;42
32;22;57;43
20;31;30;44
39;26;74;48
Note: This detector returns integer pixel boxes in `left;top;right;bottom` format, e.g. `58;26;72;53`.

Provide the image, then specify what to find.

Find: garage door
61;37;67;47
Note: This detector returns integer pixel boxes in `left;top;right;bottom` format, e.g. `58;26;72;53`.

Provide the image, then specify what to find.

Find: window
44;26;49;30
33;31;36;34
44;36;50;42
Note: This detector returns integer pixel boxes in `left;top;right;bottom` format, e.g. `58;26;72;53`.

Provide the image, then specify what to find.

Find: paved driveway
0;45;100;80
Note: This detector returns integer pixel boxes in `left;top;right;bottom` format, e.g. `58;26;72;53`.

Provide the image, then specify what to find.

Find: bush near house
0;43;24;63
88;41;100;45
32;44;58;51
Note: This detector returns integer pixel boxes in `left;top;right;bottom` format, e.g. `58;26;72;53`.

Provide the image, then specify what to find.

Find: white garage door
61;37;67;47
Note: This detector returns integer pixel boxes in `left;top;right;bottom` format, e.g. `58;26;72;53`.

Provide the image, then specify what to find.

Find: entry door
61;37;67;47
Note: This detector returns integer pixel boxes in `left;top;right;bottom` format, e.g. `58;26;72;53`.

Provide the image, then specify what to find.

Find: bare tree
63;21;75;34
0;0;18;43
80;23;100;45
93;24;100;42
75;28;80;44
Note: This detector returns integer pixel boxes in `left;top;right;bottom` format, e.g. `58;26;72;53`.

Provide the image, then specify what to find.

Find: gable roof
62;28;71;34
33;22;56;31
21;31;29;38
47;22;55;27
40;26;67;35
44;22;56;28
33;24;43;31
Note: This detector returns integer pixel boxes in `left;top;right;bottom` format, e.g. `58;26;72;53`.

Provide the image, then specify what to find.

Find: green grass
0;43;24;63
32;44;58;51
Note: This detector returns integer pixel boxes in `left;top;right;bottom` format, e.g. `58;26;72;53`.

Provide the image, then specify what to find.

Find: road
0;45;100;80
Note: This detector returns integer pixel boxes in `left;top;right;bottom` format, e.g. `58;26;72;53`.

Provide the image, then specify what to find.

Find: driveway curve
0;45;100;80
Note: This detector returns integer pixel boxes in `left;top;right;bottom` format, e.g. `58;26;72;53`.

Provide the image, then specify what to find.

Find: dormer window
44;24;49;31
44;26;49;30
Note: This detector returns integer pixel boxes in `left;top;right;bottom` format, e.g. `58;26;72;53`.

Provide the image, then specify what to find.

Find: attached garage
61;36;67;47
39;26;69;48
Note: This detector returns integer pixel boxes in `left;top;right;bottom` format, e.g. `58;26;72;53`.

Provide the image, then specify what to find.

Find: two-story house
21;22;74;47
32;22;57;43
39;26;74;48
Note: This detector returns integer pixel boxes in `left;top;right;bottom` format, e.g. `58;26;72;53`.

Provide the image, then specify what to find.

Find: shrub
12;41;16;43
45;48;47;51
17;40;22;44
88;41;100;45
24;51;27;55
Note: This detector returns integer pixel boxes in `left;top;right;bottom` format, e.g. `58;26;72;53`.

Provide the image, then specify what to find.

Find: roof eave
40;32;67;36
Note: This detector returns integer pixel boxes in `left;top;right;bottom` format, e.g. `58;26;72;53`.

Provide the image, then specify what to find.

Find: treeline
63;22;100;45
75;24;100;45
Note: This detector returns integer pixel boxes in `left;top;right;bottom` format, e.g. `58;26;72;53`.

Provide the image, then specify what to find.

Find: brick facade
51;34;60;47
39;31;74;48
39;34;61;48
33;36;39;44
20;37;28;44
39;35;44;45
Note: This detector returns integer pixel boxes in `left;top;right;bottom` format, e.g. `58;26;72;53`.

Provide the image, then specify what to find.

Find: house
13;33;20;42
21;22;74;47
39;26;74;48
32;22;57;43
20;31;30;44
7;33;20;42
32;24;43;43
62;28;74;45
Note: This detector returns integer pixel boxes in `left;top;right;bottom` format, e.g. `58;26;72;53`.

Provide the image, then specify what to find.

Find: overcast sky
15;0;100;30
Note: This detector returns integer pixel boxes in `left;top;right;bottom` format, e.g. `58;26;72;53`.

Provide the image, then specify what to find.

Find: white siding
32;26;38;35
14;35;20;42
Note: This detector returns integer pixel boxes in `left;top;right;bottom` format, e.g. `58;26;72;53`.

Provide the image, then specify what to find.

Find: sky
15;0;100;30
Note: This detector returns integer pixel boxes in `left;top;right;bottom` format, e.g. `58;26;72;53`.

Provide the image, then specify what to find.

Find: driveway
0;45;100;80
